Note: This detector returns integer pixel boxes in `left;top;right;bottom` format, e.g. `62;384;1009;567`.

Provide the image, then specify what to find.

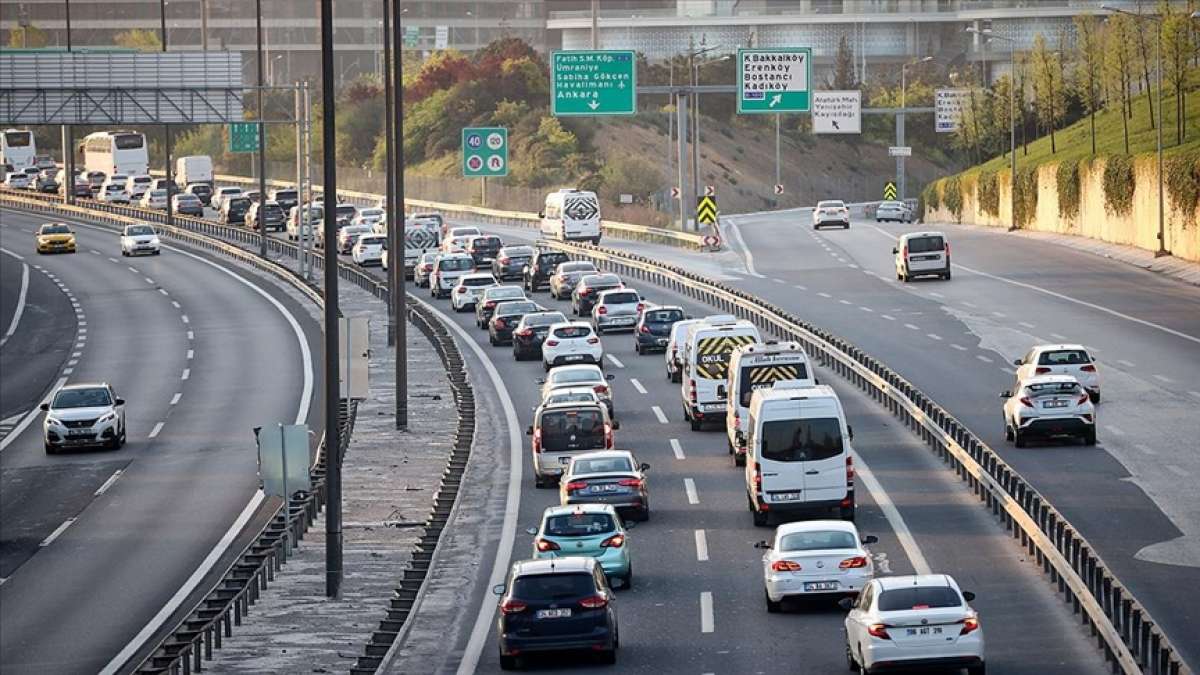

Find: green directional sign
737;48;813;114
228;122;261;154
462;127;508;178
551;50;637;116
403;25;420;48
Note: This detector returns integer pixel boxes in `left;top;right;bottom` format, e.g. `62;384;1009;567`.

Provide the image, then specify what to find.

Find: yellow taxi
35;222;77;254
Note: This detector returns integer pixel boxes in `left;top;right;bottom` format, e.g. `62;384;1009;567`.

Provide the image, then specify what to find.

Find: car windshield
779;530;858;552
42;224;71;234
544;512;616;537
881;201;904;209
551;326;592;340
645;309;684;323
496;301;539;316
148;190;167;198
439;258;473;271
512;573;594;602
126;225;155;236
524;312;566;327
572;456;633;475
602;292;639;305
461;277;494;287
1038;349;1091;366
537;253;568;268
275;190;297;199
53;388;111;408
336;206;357;218
540;410;605;449
907;236;945;253
550;369;600;385
877;586;962;611
760;417;843;462
228;198;250;208
420;253;438;263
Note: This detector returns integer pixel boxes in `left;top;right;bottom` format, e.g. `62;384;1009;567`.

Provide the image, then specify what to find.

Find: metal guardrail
538;238;1189;675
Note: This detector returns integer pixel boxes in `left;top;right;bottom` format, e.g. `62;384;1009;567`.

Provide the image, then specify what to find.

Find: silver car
591;288;644;334
875;200;912;223
549;261;598;300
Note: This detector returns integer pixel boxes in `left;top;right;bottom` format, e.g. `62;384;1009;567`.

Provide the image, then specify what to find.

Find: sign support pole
896;110;906;201
774;114;781;191
255;0;268;260
676;94;690;231
391;0;408;429
481;176;487;208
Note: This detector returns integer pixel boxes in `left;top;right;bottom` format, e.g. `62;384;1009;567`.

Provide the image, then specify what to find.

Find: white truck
680;315;761;431
175;155;214;187
403;217;443;280
726;341;816;466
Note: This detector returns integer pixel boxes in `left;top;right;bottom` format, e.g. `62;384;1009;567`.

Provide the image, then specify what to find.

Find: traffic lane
0;244;76;422
0;209;320;674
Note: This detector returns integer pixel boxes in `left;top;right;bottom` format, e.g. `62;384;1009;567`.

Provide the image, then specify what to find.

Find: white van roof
753;384;838;405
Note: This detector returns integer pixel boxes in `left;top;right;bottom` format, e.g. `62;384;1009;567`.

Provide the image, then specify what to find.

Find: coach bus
81;130;149;178
0;128;36;170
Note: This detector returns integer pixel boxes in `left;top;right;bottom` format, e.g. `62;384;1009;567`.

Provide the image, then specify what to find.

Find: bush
977;171;1000;217
923;180;942;211
1102;155;1136;216
598;155;664;205
1164;150;1200;222
1014;165;1040;227
1056;159;1082;220
944;176;963;221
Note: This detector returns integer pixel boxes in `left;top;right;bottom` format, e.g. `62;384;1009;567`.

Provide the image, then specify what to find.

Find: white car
450;272;497;312
429;252;475;299
353;207;386;229
542;322;604;371
351;233;387;266
120;223;161;256
665;318;704;383
41;383;127;453
337;224;373;254
843;575;985;675
875;200;913;223
98;182;130;204
442;233;475;254
539;363;615;414
139;188;169;210
1013;343;1100;403
5;171;31;189
1002;374;1096;447
125;174;153;199
894;231;950;282
756;520;876;612
287;204;321;241
813;199;850;229
211;186;243;212
541;386;603;407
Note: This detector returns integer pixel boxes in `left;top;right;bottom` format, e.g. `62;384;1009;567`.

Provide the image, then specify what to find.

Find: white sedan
813;200;850;229
542;322;604;371
843;574;984;675
538;363;615;416
139;189;169;210
351;234;387;266
120;223;161;256
1002;374;1096;447
755;520;876;612
875;200;912;223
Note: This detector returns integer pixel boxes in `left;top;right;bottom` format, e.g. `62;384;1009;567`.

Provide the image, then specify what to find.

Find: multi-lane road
0;207;321;674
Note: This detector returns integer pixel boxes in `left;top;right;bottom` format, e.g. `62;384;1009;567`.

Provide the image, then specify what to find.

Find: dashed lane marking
186;349;194;360
1117;359;1136;368
684;478;699;504
1050;333;1068;340
0;250;29;348
144;277;154;285
1018;321;1036;329
817;292;832;299
926;333;943;341
793;284;807;291
187;330;194;340
1153;374;1172;384
170;393;182;405
652;406;669;424
180;314;190;324
859;306;874;313
904;323;920;331
159;288;169;296
1167;465;1190;478
630;378;647;394
39;518;76;547
700;592;715;633
694;530;709;562
181;368;190;381
94;470;124;496
951;344;967;351
670;439;685;460
839;299;852;306
148;422;164;439
881;314;896;321
606;354;625;369
977;355;993;363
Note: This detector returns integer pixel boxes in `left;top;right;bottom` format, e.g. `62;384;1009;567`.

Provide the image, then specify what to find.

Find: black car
634;305;686;355
571;274;623;317
186;183;213;206
523;249;571;292
248;200;286;232
467;234;503;267
489;300;543;346
492;245;535;281
512;311;568;361
220;196;251;224
494;557;618;670
271;188;299;212
476;286;529;328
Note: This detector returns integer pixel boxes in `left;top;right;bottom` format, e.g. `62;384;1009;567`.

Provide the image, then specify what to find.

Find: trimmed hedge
944;176;963;221
1056;159;1082;220
977;171;1000;217
1102;155;1136;216
1165;149;1200;222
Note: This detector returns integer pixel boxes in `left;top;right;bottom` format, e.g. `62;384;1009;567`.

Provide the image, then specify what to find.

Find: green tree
831;34;858;90
1031;34;1065;153
1160;1;1193;144
114;28;163;52
8;23;49;49
1133;5;1156;129
598;156;664;205
989;74;1015;158
1104;14;1136;153
1073;14;1104;155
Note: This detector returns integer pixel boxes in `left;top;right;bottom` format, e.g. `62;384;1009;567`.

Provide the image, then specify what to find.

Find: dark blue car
634;305;686;355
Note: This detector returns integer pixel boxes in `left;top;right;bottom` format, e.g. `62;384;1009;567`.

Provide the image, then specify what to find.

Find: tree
114;28;163;52
831;34;858;90
598;156;664;205
1073;15;1104;155
989;74;1015;158
1104;14;1136;153
1160;1;1192;144
8;23;49;49
1133;2;1156;129
1031;34;1065;154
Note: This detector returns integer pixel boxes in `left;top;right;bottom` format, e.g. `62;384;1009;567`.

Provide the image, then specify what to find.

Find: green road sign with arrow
551;50;637;116
737;48;813;114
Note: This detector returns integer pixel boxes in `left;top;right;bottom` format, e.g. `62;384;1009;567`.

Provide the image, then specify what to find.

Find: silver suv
591;288;644;334
41;383;126;453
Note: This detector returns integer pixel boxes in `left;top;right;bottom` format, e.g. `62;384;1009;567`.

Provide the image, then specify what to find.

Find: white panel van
680;316;761;431
540;188;601;244
726;342;815;466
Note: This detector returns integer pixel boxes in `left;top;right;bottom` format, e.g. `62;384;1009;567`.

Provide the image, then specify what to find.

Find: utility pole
256;0;268;258
590;0;599;49
62;0;73;206
384;0;395;347
676;93;689;230
391;0;408;429
161;0;174;227
200;0;209;50
899;56;932;201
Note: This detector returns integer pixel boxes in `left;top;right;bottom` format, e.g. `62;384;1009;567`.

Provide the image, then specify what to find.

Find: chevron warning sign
696;196;718;225
883;181;898;200
695;334;758;379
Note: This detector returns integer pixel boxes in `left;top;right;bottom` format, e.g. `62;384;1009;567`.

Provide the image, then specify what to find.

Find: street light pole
256;0;268;259
391;0;408;429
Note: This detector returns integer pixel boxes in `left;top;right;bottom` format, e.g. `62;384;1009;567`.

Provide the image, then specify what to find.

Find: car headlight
46;417;62;426
98;412;117;424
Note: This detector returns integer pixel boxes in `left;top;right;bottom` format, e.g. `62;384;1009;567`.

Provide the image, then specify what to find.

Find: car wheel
845;644;858;671
1089;391;1100;404
1014;428;1027;448
489;333;498;346
1083;429;1097;446
671;370;682;384
765;590;782;613
690;417;701;431
597;647;617;665
534;474;546;489
967;665;986;675
1004;422;1014;442
498;652;519;671
752;503;769;527
543;360;551;372
44;442;57;455
513;349;524;361
900;269;910;283
119;425;127;447
154;250;161;256
622;566;634;590
844;223;850;229
943;268;952;281
858;649;871;675
735;452;746;468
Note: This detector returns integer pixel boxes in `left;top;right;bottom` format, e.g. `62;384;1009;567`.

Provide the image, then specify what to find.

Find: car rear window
552;326;592;339
525;313;567;327
739;363;809;408
504;246;534;258
603;292;639;305
487;287;525;300
907;236;945;253
877;586;962;611
439;258;473;271
462;277;494;287
540;409;605;449
496;301;539;316
472;236;501;249
550;369;600;385
1037;349;1091;365
585;275;621;286
560;261;594;273
512;573;595;602
544;512;616;537
1026;381;1082;396
760;417;843;462
645;309;684;323
571;456;633;474
779;530;857;552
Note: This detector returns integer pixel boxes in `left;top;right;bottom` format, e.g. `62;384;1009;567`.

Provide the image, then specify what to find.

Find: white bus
0;129;36;170
81;130;148;178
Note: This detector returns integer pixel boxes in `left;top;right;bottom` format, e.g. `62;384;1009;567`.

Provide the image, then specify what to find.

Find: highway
0;208;321;674
330;228;1107;674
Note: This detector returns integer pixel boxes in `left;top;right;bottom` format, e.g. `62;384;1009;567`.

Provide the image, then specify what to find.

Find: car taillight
600;534;625;548
565;481;587;491
580;289;592;296
484;301;496;309
752;462;762;489
515;328;533;338
617;478;642;488
1077;393;1090;405
1019;396;1033;408
494;318;506;329
535;538;560;552
960;616;980;635
579;595;608;609
605;425;613;448
545;340;559;347
532;429;542;453
1035;367;1051;374
597;306;608;315
636;303;645;313
586;337;600;344
499;256;510;264
1080;364;1096;372
500;599;527;614
639;325;651;334
867;623;891;640
846;455;855;483
839;556;868;569
902;246;908;259
456;287;467;294
593;386;609;397
771;560;802;572
688;380;697;403
944;242;951;255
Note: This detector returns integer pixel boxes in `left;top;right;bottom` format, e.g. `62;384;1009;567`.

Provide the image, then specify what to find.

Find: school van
726;342;815;466
680;315;761;431
540;188;601;244
745;384;855;527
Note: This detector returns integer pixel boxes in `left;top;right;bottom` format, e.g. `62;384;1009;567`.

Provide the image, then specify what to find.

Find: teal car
528;503;634;589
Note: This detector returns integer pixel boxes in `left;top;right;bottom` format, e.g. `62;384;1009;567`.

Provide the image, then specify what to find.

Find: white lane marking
630;378;647;394
0;250;29;348
976;355;993;363
927;291;944;298
99;491;266;675
187;330;194;340
127;266;138;274
1135;444;1158;456
652;406;669;424
169;393;182;405
772;278;785;284
159;288;169;296
171;300;181;309
950;344;967;351
39;518;77;547
847;263;859;269
71;351;81;357
62;368;73;375
1050;332;1068;340
817;292;832;299
684;478;700;504
724;217;764;278
859;306;874;313
1153;374;1172;384
181;368;190;381
78;321;87;327
694;530;709;562
107;257;119;263
148;422;164;438
1166;465;1190;478
793;284;807;291
1105;425;1125;437
700;592;715;633
90;250;101;255
839;299;852;306
186;349;194;360
605;354;625;369
1018;321;1036;329
881;314;896;321
961;300;977;308
1189;391;1200;401
75;341;85;348
926;333;943;341
670;438;685;460
180;314;190;324
94;470;124;496
78;327;87;334
68;359;78;366
850;449;932;575
904;323;920;331
144;277;154;284
1117;359;1136;368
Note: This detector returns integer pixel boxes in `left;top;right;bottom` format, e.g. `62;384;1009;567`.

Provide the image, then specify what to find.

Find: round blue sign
466;134;483;149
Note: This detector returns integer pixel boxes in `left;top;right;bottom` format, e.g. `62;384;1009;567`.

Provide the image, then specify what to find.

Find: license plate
656;339;668;346
591;484;619;493
613;317;634;324
1044;400;1068;408
905;626;944;636
67;429;91;437
804;581;839;591
701;403;725;412
536;608;572;619
559;456;571;465
564;354;584;362
774;492;803;501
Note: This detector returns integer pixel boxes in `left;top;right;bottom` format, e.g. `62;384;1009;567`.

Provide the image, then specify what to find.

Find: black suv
493;557;618;669
634;305;686;354
489;300;543;346
467;235;502;267
512;311;568;361
220;197;251;224
571;274;623;317
523;249;570;292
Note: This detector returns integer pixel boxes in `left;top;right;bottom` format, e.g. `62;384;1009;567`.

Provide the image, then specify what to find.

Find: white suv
542;322;604;371
1013;343;1100;403
1002;375;1096;447
41;383;127;453
813;200;850;229
450;272;497;312
120;223;161;256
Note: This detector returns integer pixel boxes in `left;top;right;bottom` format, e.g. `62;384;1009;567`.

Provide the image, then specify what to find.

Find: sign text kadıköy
551;50;637;116
738;48;813;113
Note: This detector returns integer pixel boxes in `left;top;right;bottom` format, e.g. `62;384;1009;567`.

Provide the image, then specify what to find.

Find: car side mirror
115;398;125;406
39;402;49;411
492;584;506;596
861;535;879;545
525;527;537;536
962;591;976;602
639;462;650;471
526;425;534;435
1012;359;1022;366
605;373;615;381
753;540;771;549
1001;391;1012;399
611;420;620;430
838;597;855;611
847;425;854;441
892;247;898;255
535;378;545;385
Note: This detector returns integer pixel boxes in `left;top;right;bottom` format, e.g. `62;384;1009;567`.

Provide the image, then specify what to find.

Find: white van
745;384;855;526
175;155;214;187
540;188;601;245
726;341;815;466
665;318;704;383
894;231;950;282
681;315;761;431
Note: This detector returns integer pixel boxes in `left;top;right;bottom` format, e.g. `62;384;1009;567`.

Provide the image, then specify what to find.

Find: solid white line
652;406;669;424
94;470;124;496
39;518;76;547
169;393;182;405
694;529;709;562
148;422;164;438
700;592;714;633
606;353;625;369
181;368;190;381
725;217;764;278
950;344;967;351
98;491;266;675
1153;374;1172;383
684;478;699;504
850;449;932;575
670;438;685;460
630;378;647;394
1117;359;1136;368
976;355;993;363
0;252;29;348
